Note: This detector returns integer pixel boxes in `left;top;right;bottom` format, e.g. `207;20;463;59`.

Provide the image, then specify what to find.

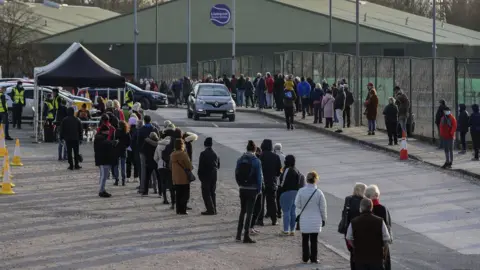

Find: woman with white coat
295;171;327;264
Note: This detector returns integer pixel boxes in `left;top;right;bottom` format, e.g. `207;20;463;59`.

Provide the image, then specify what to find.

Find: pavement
237;107;480;179
0;117;348;269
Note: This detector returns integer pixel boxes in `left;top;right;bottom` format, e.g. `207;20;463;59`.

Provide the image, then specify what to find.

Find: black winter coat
383;103;398;124
105;109;119;129
137;124;158;153
334;90;346;110
245;81;254;97
345;90;354;107
60;109;82;142
198;147;220;182
343;195;364;232
457;105;470;133
259;139;282;188
94;134;117;166
435;103;447;126
236;77;246;90
142;137;159;169
115;129;131;158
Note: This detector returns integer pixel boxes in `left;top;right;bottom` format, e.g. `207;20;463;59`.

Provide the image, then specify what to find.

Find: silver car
187;83;236;122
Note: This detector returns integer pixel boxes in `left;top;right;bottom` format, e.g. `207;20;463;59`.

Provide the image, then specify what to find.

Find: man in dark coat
334;86;346;133
343;85;354;128
182;77;193;105
60;107;83;170
273;74;285;111
259;139;282;225
198;137;220;215
435;99;447;148
137;115;158;194
457;104;470;154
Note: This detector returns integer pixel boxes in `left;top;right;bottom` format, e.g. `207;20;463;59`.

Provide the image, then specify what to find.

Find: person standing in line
283;76;297;130
366;88;379;135
11;81;25;129
154;123;174;202
307;77;316;116
113;100;125;121
245;77;255;108
346;198;392;270
334;85;346;133
113;120;130;186
236;74;246;107
274;143;285;219
295;171;327;264
274;74;285;111
383;97;399;146
170;138;193;215
297;77;312;119
251;147;265;228
259;139;282;225
137;115;158;195
395;87;410;135
470;104;480;161
340;182;367;270
126;116;139;182
56;100;68;161
365;185;393;270
235;140;263;244
142;132;160;194
255;73;267;110
198;137;220;215
94;120;118;198
440;106;457;169
182;76;193;105
278;155;305;236
265;73;275;109
0;87;12;140
457;104;469;154
343;85;354;128
60;107;83;170
311;83;324;124
435;99;448;149
322;90;335;128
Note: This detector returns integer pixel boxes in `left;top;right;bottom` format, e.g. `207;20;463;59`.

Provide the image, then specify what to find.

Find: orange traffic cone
0;156;14;195
400;131;408;160
0;126;7;158
11;139;23;166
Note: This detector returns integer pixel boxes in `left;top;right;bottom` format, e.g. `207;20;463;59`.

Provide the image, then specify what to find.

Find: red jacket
266;77;274;93
439;114;457;140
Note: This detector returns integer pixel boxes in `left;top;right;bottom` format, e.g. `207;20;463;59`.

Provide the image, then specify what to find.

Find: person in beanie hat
439;106;457;168
198;137;220;215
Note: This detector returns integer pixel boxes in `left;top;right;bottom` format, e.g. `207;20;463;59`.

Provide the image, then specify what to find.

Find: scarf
372;199;380;206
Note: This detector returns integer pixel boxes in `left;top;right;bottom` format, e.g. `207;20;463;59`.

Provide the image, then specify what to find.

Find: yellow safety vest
13;88;24;105
46;101;54;120
0;93;5;113
125;89;133;108
53;96;61;110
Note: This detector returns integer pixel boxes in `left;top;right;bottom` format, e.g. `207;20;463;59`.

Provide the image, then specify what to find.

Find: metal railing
139;63;187;84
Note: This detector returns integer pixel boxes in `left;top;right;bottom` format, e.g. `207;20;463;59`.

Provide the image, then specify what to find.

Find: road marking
212;123;218;128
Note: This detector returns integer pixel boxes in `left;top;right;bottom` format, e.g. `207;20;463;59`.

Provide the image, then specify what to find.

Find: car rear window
198;85;229;96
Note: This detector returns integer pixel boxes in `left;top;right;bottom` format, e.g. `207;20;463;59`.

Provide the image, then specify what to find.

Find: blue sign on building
210;4;231;27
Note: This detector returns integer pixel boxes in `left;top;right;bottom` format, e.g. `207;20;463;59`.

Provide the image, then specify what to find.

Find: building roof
2;1;120;36
272;0;480;45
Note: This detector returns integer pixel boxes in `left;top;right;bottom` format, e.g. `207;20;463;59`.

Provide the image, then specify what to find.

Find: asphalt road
149;108;480;270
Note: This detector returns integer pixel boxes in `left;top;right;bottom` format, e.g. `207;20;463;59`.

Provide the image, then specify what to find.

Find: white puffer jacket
154;136;171;169
295;184;327;233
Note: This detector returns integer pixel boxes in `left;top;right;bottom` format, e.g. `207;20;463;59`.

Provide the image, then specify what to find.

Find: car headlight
197;99;205;105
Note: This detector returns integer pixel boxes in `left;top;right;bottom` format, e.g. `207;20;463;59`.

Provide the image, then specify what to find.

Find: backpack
284;90;294;107
235;154;256;187
162;141;174;166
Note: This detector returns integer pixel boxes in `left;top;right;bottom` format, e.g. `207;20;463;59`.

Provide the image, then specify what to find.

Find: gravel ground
0;134;349;270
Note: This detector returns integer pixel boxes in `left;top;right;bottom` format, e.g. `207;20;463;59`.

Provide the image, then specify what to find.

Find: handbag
177;161;196;182
295;189;318;230
337;196;352;234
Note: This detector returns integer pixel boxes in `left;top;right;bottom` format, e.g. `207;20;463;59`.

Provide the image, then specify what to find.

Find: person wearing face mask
439;107;457;169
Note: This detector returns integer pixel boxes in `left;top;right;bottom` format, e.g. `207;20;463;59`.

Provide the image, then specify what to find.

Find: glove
322;220;326;227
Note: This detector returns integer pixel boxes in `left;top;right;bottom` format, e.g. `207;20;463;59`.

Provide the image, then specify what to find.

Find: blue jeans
237;89;245;107
368;120;376;131
58;140;67;160
280;190;297;232
113;155;126;181
99;165;111;193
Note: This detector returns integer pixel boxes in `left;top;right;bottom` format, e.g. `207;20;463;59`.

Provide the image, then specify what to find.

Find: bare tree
0;1;40;77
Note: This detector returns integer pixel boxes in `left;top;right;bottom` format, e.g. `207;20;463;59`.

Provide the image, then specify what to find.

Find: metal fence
197;55;275;79
139;63;187;84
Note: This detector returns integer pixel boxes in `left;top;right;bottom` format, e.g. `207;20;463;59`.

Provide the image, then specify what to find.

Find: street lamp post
155;0;159;81
432;0;437;142
133;0;138;81
329;0;332;53
187;0;191;78
231;0;236;75
355;0;360;126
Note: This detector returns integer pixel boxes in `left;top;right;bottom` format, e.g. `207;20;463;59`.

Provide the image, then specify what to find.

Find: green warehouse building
36;0;480;78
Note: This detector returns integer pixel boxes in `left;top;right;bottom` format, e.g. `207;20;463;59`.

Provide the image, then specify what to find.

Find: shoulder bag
295;189;318;230
176;161;196;182
337;196;351;234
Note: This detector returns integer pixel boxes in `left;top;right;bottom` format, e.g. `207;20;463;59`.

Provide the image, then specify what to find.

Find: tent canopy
34;42;125;88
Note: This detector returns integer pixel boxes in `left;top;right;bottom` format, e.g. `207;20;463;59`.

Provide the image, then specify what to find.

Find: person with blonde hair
113;99;125;121
365;184;392;270
295;171;327;264
339;182;367;270
383;97;399;145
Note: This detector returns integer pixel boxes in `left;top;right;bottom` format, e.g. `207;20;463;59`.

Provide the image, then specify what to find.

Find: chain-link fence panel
456;59;480;110
274;52;284;75
291;51;303;77
411;58;434;138
374;58;394;130
336;54;351;85
393;58;411;100
284;51;294;75
323;53;336;85
215;58;232;79
313;52;323;83
435;58;456;125
302;51;314;79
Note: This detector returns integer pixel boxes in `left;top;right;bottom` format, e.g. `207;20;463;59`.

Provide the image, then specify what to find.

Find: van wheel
187;109;193;119
140;98;150;110
228;115;235;122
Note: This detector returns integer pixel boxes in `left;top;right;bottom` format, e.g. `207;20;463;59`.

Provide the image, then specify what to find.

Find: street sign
210;4;231;27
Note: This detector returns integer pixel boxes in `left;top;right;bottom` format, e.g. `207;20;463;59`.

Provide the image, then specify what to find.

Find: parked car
187;83;235;122
79;82;168;110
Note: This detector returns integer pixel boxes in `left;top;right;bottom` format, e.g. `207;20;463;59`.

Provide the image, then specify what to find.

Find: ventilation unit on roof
43;0;61;9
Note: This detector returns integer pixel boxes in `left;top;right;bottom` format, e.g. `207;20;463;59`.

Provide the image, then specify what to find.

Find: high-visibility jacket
0;93;5;113
125;89;133;108
53;96;61;110
45;101;54;120
13;88;25;105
